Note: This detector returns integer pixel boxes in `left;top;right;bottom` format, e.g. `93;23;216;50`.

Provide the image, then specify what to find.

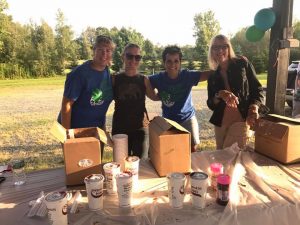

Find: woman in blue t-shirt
149;46;211;152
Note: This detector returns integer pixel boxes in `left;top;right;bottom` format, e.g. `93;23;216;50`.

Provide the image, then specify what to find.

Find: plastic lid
210;163;223;173
217;174;231;185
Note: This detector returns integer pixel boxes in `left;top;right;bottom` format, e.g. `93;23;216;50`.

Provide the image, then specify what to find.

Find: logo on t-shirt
161;91;175;107
89;74;113;106
90;88;104;106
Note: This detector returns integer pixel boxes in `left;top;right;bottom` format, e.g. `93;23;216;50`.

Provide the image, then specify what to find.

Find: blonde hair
93;35;115;51
122;43;141;56
208;34;236;70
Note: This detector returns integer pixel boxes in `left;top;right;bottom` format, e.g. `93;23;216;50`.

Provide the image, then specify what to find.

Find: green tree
29;21;56;76
193;10;220;69
54;9;78;74
0;0;13;63
110;27;145;72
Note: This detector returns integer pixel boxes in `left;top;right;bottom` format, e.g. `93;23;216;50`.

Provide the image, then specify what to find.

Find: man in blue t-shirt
58;35;115;131
149;45;211;152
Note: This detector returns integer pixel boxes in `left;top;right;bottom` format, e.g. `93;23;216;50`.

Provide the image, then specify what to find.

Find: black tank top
112;73;148;134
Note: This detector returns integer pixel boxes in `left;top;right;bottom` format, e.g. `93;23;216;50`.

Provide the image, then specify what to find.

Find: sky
5;0;300;46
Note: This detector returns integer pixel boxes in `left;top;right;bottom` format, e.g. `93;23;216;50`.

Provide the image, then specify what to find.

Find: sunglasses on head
125;53;142;61
212;44;229;51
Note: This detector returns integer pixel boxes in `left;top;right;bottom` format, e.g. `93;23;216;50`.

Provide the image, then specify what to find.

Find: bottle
12;159;27;185
216;174;231;206
210;162;224;190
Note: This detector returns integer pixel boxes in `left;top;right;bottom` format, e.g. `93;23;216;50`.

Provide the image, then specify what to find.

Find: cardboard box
149;116;191;177
255;114;300;164
51;122;110;186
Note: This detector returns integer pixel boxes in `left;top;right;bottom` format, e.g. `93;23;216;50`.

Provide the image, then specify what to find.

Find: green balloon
245;25;265;42
254;8;276;31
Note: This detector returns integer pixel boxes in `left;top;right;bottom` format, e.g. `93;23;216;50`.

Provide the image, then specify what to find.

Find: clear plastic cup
11;159;27;186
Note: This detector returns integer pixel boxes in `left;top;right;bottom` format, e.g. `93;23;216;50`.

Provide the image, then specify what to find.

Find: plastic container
12;159;27;186
216;174;231;206
210;163;223;190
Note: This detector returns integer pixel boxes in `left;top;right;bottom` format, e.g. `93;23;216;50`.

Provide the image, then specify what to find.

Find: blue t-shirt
149;69;201;123
58;60;113;128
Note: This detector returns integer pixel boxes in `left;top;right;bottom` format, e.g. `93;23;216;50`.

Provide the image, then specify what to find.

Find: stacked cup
112;134;128;171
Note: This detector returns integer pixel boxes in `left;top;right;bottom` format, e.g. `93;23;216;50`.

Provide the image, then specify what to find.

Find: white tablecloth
1;144;300;225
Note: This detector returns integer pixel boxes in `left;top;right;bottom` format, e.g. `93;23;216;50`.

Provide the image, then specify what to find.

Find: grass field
0;73;267;171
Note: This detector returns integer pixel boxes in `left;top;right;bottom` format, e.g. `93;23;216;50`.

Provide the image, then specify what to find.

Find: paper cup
190;172;208;209
116;172;133;207
124;156;140;192
167;172;186;209
84;174;104;211
44;191;68;225
113;134;128;170
103;162;121;195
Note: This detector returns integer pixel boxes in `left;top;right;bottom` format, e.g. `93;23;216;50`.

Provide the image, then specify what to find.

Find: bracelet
215;92;221;99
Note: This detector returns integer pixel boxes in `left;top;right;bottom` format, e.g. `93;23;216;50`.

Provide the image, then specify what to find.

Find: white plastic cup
103;162;121;195
112;134;128;170
124;156;140;192
167;172;186;209
44;191;68;225
190;172;209;209
84;174;105;211
116;172;133;207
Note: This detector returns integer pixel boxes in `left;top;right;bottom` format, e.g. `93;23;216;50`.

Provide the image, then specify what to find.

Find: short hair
208;34;236;70
122;43;141;55
162;45;182;63
93;35;115;50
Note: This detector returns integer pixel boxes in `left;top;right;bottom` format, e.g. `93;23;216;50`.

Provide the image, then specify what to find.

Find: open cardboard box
255;114;300;164
149;116;191;177
51;122;111;186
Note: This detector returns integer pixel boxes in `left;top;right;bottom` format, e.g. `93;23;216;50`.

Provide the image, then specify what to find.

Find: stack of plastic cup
112;134;128;170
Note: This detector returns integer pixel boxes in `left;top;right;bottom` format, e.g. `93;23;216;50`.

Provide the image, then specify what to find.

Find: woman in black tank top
112;43;159;159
